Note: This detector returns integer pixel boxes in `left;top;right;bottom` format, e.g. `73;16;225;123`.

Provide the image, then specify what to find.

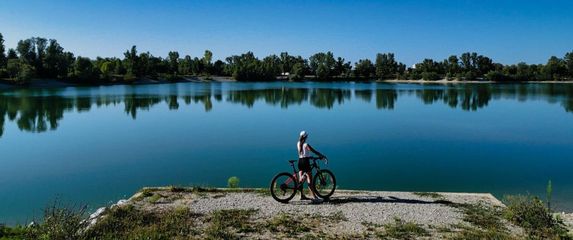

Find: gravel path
191;191;497;233
124;188;503;235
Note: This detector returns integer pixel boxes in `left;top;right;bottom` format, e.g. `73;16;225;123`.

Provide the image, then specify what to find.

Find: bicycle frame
283;157;323;188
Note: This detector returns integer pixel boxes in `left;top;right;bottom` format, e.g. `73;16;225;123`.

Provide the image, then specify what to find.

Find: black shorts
298;157;311;172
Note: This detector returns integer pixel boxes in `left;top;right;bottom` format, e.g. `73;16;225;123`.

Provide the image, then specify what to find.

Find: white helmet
300;131;308;138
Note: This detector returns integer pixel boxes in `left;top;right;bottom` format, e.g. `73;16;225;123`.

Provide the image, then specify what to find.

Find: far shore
2;77;573;90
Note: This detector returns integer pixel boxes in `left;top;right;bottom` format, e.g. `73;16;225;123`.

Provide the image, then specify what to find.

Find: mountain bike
270;156;336;203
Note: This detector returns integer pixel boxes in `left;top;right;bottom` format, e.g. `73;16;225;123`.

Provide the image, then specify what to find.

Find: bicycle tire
270;172;298;203
313;169;336;199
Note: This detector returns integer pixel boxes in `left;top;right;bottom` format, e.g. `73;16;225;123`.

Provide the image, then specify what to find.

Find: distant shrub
123;72;136;83
485;71;510;81
421;71;440;80
227;176;240;188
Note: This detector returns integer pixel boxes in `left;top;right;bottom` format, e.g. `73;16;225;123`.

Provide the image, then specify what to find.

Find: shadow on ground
290;195;453;206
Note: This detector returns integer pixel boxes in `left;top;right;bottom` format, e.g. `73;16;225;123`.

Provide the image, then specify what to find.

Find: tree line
1;33;573;84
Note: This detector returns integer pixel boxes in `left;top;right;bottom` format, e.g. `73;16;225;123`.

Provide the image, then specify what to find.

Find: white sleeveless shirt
297;141;311;158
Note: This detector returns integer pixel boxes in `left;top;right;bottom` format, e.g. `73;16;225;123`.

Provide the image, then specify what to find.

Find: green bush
0;224;27;239
227;176;240;188
26;201;88;240
503;195;570;239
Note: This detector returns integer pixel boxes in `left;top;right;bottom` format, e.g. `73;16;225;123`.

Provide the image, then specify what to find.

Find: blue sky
1;0;572;65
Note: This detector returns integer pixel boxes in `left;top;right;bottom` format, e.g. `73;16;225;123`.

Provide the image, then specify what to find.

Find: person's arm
307;144;325;158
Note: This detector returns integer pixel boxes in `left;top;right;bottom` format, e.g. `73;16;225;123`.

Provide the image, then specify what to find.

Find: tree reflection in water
1;83;572;138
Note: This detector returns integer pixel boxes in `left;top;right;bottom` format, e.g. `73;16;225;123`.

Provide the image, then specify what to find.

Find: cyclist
297;130;326;203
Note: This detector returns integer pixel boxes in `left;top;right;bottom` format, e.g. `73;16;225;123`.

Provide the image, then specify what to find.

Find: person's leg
298;171;309;200
306;170;318;199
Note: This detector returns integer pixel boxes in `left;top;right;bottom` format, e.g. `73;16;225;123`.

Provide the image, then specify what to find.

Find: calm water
1;82;573;224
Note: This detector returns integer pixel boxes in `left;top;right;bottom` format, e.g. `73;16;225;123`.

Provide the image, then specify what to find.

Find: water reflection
1;83;572;138
416;85;491;111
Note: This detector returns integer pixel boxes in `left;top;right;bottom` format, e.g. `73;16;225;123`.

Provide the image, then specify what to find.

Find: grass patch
363;218;430;239
380;218;430;239
445;202;515;239
204;209;259;239
265;213;311;234
263;211;347;237
84;204;201;239
133;188;156;201
447;224;514;240
328;211;348;222
147;193;163;203
456;203;505;230
413;192;445;199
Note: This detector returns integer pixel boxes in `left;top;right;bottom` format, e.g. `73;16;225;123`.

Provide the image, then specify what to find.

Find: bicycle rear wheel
270;172;298;203
313;169;336;199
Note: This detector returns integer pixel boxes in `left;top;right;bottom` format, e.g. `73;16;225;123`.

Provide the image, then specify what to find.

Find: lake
1;82;572;224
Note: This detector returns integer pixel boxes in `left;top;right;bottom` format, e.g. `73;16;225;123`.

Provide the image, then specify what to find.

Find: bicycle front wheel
313;169;336;199
270;172;298;203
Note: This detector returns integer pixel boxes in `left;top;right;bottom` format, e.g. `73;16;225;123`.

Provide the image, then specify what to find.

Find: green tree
191;57;203;75
375;53;399;79
460;52;478;79
543;56;567;80
212;60;226;75
34;37;48;77
226;52;256;80
138;52;155;77
7;48;17;59
261;54;281;80
444;55;460;79
167;51;180;75
17;39;36;66
309;52;336;80
202;50;213;75
179;55;192;75
123;45;139;77
43;39;71;78
71;57;97;81
289;62;305;81
0;33;6;69
279;52;295;74
100;61;114;80
564;51;573;79
6;59;34;83
415;59;443;80
354;59;375;78
6;58;19;79
334;57;352;77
